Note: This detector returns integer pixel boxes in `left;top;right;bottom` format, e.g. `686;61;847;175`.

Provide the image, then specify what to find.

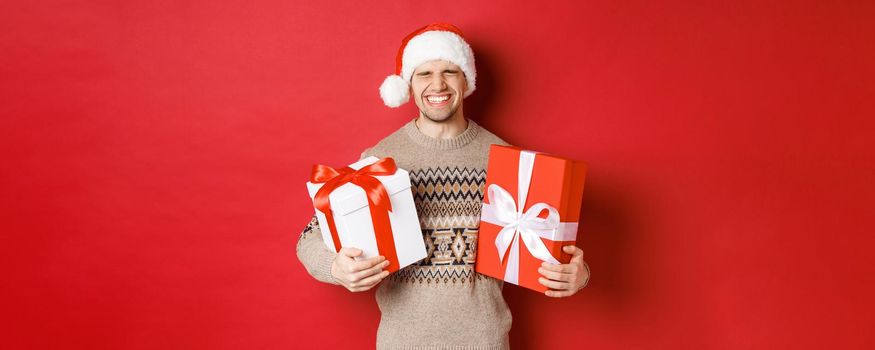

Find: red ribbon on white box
480;150;579;284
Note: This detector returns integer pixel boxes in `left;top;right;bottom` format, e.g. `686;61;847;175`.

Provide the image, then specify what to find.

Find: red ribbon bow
310;157;400;272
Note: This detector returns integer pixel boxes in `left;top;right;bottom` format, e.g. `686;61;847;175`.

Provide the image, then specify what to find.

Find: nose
429;74;447;91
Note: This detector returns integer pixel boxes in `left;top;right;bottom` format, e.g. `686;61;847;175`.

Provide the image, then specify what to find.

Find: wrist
329;255;340;284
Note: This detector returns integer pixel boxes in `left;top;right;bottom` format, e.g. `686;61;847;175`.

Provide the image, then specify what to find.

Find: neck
414;110;468;139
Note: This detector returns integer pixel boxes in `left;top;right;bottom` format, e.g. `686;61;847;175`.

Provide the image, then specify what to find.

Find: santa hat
379;23;477;108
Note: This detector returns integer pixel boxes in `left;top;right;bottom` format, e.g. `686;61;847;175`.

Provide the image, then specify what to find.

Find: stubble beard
419;105;459;123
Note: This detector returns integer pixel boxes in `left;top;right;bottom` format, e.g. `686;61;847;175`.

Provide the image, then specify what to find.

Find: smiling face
410;60;468;123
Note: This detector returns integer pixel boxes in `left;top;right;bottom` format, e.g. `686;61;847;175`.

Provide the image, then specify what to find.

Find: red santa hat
379;23;477;108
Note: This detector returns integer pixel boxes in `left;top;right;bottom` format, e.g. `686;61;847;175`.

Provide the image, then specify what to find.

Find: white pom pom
379;74;409;108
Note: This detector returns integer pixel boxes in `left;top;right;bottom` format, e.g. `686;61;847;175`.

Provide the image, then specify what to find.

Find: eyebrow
416;69;459;75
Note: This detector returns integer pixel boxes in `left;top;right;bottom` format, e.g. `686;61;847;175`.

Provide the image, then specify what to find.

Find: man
296;23;590;349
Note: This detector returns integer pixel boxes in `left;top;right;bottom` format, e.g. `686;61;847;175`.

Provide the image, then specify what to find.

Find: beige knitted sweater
296;118;513;349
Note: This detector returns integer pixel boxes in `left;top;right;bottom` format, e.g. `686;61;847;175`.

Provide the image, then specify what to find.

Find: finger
581;261;591;288
338;254;381;274
545;289;576;298
349;255;386;272
339;247;363;258
538;277;571;290
351;270;390;290
352;260;390;281
540;262;576;274
564;245;584;261
538;267;572;282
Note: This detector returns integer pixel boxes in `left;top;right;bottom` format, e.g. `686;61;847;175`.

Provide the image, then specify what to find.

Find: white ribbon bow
480;150;578;284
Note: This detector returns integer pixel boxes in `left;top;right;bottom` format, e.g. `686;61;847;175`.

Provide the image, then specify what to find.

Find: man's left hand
537;245;590;298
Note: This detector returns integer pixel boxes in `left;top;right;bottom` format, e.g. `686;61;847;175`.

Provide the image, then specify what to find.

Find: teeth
427;95;449;103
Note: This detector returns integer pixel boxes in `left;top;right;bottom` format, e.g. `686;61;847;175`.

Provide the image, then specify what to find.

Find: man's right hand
330;247;390;292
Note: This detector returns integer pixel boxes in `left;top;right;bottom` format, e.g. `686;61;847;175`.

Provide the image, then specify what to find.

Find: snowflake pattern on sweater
391;166;487;284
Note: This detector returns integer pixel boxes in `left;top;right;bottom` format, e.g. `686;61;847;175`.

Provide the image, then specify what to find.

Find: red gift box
475;145;587;293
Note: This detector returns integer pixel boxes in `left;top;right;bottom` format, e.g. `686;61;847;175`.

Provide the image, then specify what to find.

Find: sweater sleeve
295;214;340;285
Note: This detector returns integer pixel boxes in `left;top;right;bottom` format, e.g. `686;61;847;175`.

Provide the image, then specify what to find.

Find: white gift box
306;156;426;272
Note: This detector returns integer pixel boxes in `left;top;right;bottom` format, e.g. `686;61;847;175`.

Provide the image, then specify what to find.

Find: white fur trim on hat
402;31;476;98
379;30;476;108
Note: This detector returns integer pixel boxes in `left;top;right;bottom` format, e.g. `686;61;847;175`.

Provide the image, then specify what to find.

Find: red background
2;1;874;349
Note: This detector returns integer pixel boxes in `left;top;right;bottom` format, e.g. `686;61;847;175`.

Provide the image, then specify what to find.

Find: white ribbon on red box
480;150;579;284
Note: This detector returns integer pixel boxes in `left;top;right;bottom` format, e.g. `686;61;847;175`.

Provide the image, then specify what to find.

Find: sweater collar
403;117;480;150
